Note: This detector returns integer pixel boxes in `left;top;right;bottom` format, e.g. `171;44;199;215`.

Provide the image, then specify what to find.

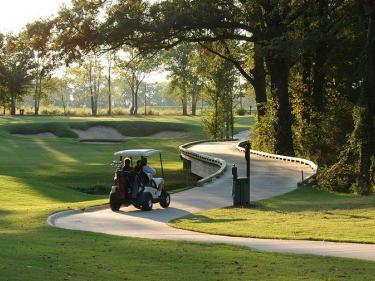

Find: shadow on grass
175;214;247;224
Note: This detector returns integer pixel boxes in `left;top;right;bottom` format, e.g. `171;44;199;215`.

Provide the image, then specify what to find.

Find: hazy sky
0;0;70;33
0;0;168;82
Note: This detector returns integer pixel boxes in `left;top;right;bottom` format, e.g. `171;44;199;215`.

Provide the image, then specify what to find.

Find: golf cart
109;149;171;212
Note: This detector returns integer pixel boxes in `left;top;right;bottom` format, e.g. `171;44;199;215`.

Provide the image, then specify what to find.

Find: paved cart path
49;132;375;261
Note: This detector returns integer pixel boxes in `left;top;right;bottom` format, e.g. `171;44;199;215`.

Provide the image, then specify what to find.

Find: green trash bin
232;177;250;207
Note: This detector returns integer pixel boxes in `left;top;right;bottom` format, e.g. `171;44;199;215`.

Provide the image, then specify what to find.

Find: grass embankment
170;187;375;244
1;115;375;280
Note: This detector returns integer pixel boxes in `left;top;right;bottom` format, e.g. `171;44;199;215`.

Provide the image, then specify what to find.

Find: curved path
49;133;375;261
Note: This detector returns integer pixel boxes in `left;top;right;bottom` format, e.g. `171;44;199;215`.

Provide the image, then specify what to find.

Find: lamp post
245;141;251;203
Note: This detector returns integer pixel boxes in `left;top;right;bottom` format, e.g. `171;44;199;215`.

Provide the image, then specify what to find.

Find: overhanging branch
198;42;255;85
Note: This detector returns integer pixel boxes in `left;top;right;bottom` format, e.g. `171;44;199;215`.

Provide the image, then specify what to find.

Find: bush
201;109;225;139
251;109;276;153
147;109;160;116
236;108;247;116
317;146;360;193
318;163;358;193
111;108;128;115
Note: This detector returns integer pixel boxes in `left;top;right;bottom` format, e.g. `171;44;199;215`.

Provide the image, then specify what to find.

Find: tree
164;43;192;116
0;34;34;115
115;48;156;115
354;3;375;194
25;19;56;115
107;51;113;115
86;54;104;116
201;45;236;139
164;43;204;116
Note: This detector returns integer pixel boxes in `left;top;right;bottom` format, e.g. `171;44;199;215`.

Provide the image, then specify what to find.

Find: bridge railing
236;140;318;185
179;140;228;185
180;138;318;186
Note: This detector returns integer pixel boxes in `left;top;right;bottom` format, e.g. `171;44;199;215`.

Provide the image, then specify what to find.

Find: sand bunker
13;127;185;142
148;131;186;139
72;126;126;141
13;132;57;139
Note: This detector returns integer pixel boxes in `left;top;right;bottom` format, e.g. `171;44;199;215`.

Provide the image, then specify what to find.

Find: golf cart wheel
109;193;121;211
159;190;171;208
142;194;153;211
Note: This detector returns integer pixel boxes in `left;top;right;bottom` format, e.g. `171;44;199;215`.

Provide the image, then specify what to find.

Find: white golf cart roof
114;149;162;158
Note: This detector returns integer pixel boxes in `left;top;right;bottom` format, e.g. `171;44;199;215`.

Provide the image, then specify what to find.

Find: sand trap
72;126;125;141
148;131;186;139
13;132;57;139
12;127;185;141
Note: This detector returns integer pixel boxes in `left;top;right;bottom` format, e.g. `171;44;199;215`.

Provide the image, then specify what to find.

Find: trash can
232;177;250;207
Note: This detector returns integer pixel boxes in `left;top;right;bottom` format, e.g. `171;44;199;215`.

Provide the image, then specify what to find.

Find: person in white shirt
141;157;164;190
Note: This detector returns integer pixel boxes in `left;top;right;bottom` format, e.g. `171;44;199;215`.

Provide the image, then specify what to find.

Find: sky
0;0;168;82
0;0;71;33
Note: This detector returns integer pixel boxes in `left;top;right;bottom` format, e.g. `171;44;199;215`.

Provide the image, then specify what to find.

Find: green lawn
0;116;207;194
170;187;375;244
1;115;374;280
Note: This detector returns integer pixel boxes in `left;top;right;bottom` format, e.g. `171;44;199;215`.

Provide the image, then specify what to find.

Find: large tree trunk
34;78;42;116
268;57;295;156
10;93;16;116
358;4;375;194
191;91;197;116
214;94;218;139
134;85;139;116
230;90;234;139
311;0;329;112
88;61;97;117
130;91;135;115
34;80;39;116
252;42;267;120
129;73;137;115
34;99;40;116
182;78;188;116
225;89;231;140
301;2;313;122
2;95;6;115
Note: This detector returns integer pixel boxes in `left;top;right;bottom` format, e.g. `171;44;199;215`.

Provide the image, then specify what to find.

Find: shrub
236;108;247;116
251;109;276;153
318;163;358;193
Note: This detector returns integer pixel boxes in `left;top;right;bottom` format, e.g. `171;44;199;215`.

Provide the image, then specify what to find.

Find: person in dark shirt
122;158;132;172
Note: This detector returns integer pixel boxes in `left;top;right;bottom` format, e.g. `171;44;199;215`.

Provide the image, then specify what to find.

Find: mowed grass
170;187;375;244
0;116;207;194
1;115;375;280
2;178;375;281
